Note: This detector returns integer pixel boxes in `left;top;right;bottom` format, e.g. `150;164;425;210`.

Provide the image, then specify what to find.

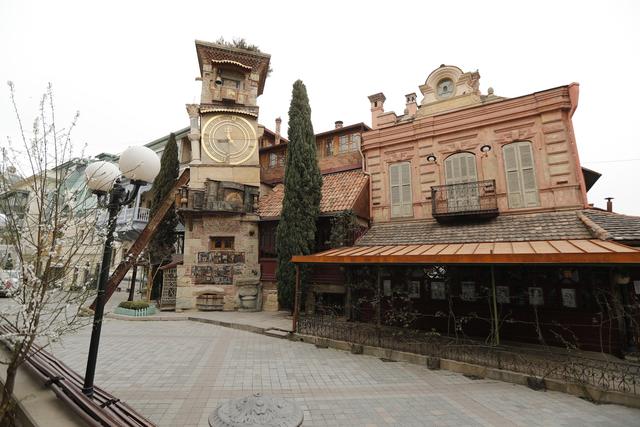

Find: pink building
294;65;640;356
364;65;587;222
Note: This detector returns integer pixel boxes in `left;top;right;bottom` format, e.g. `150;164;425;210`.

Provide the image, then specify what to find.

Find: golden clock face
202;115;257;164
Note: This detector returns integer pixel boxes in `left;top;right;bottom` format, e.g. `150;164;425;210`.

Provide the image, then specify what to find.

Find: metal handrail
0;324;154;426
431;179;498;217
298;315;640;396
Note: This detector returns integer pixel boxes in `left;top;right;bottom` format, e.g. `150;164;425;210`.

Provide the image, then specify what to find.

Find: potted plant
114;300;156;316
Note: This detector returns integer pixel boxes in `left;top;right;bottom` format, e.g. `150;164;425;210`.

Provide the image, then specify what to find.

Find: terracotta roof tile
258;170;368;218
356;210;594;246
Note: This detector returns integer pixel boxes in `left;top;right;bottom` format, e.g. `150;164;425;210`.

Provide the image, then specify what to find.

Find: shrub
118;301;150;310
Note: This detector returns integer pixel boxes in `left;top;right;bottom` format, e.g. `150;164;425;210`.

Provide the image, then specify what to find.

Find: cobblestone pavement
51;319;640;427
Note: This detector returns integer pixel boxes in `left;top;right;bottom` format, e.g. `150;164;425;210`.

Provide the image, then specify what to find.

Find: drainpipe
292;264;301;332
490;265;500;346
358;124;372;225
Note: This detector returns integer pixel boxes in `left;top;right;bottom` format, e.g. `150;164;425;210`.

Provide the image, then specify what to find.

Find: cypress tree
147;133;179;284
276;80;322;310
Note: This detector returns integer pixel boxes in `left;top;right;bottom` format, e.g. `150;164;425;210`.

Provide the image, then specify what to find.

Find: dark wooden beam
89;168;190;310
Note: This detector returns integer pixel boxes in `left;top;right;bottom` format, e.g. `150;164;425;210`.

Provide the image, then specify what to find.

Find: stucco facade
364;66;588;223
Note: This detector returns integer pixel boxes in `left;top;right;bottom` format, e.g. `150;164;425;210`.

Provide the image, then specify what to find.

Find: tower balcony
97;206;150;240
177;181;259;215
431;179;499;222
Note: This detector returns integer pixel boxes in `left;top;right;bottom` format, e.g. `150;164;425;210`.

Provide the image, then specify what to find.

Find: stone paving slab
50;319;640;427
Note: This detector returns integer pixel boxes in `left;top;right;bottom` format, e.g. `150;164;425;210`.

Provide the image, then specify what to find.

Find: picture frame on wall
408;281;421;298
528;287;544;306
383;279;392;297
561;288;577;308
431;281;446;300
496;286;510;304
460;282;476;301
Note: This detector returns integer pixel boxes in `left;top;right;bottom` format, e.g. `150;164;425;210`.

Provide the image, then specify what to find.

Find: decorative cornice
199;107;258;118
362;86;573;152
211;59;252;71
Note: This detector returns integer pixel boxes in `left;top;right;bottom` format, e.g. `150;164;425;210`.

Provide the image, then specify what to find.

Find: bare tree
0;83;103;420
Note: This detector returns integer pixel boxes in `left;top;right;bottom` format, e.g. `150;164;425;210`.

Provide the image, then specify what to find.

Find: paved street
51;318;640;427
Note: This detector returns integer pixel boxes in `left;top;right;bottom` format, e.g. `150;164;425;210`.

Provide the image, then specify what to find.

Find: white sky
1;0;639;214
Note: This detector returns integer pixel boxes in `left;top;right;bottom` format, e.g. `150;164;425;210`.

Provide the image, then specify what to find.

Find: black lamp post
81;148;160;397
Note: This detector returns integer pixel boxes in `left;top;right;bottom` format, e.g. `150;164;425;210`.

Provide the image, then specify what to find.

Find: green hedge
118;301;150;310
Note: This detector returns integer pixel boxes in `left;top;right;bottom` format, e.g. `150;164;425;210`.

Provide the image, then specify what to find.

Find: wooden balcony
431;179;499;222
178;181;259;215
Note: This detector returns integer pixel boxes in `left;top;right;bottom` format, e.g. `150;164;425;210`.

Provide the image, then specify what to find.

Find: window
351;134;361;151
210;236;234;251
259;223;277;258
444;152;479;211
339;135;349;153
503;141;539;208
389;162;412;217
338;134;361;153
325;138;333;156
444;152;477;185
269;153;277;168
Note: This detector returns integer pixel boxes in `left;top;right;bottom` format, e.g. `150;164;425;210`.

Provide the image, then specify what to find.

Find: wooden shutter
517;142;539;207
503;142;539;209
390;162;412;217
400;163;412;216
445;153;477;184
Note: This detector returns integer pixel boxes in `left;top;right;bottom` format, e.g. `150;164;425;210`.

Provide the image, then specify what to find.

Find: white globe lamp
85;161;121;192
118;146;161;184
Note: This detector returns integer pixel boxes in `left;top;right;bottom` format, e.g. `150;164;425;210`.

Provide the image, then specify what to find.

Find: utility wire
582;158;640;164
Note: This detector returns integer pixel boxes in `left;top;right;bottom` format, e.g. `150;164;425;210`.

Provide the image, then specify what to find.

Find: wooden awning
291;239;640;265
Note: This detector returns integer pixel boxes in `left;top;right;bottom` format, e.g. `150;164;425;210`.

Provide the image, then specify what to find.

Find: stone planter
236;281;262;312
196;293;224;311
113;306;156;317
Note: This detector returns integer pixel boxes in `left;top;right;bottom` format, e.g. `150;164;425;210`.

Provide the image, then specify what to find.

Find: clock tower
177;40;271;311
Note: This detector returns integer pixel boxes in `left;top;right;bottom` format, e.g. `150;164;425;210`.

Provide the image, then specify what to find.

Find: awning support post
376;266;382;346
490;265;500;346
293;263;301;333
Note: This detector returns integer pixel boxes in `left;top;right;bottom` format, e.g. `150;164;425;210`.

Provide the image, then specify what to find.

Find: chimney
368;92;386;129
605;197;614;212
335;120;343;129
275;117;282;145
404;92;417;116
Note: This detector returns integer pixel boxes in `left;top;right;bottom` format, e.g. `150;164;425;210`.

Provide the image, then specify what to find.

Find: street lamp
81;146;160;397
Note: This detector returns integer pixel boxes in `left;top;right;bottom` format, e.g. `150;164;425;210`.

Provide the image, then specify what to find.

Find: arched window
444;152;477;185
444;152;479;212
502;141;539;208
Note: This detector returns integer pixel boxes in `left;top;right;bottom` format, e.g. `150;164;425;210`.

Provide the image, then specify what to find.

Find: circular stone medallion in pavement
209;393;304;427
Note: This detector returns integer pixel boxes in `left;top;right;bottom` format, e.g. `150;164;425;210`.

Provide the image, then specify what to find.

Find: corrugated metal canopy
291;239;640;265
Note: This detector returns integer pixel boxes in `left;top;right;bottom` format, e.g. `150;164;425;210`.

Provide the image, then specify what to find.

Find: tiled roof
582;209;640;242
258;170;368;218
356;211;594;246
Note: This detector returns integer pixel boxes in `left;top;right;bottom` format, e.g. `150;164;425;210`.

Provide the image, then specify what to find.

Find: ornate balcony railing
298;315;640;397
431;179;498;221
98;207;150;227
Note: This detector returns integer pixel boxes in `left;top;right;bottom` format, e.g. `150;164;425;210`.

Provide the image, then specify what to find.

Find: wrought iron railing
298;315;640;396
431;179;498;219
98;207;150;226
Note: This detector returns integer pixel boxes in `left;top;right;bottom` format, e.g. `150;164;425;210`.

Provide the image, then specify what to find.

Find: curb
291;333;640;410
106;312;187;321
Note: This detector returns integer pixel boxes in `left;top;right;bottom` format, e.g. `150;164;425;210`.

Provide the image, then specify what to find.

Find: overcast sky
1;0;639;214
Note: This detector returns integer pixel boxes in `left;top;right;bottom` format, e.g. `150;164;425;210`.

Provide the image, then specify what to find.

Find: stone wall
176;214;260;310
